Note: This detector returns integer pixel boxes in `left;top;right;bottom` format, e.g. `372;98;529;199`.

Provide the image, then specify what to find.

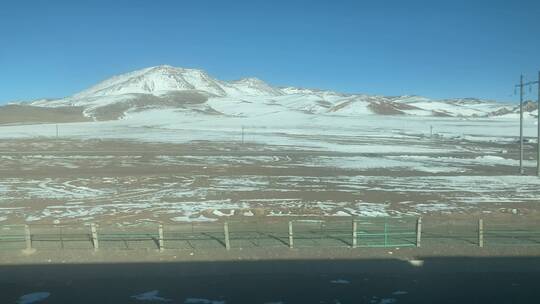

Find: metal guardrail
0;217;539;252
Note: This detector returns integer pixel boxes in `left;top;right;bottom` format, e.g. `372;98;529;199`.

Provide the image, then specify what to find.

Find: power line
514;73;540;176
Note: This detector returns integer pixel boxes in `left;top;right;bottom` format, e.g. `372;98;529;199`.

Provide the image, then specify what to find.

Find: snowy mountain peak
71;65;288;99
72;65;227;99
233;77;265;85
229;77;283;96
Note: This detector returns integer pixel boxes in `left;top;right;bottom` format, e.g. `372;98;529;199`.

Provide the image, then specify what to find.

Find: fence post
91;223;99;251
158;223;164;252
416;217;422;248
478;219;484;248
288;220;294;249
352;219;358;248
24;224;33;252
384;221;388;247
224;222;230;250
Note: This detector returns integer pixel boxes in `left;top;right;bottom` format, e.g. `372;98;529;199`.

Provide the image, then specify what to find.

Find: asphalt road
2;257;540;304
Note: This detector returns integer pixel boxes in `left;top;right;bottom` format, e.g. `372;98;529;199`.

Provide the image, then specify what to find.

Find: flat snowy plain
0;110;538;225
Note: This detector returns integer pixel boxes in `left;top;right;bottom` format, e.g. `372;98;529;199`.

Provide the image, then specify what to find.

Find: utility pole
520;74;524;175
241;126;245;145
56;124;59;138
537;71;540;176
515;73;540;176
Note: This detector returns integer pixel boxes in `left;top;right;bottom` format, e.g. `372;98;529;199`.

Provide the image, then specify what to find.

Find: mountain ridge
7;65;535;122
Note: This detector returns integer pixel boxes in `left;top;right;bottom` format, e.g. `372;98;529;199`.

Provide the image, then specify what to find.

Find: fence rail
1;217;539;252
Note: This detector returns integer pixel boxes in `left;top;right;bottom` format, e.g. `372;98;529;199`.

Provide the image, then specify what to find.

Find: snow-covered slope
72;65;229;98
23;65;529;121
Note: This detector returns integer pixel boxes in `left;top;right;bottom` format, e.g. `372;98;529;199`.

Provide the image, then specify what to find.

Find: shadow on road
2;256;540;303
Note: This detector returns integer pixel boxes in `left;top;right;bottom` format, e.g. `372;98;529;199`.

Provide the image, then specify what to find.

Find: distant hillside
0;65;533;125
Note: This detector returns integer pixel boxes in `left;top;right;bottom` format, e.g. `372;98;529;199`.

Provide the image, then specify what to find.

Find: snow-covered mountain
22;65;530;121
73;65;229;98
69;65;283;99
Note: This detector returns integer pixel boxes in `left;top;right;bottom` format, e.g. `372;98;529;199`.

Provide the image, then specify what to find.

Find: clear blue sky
1;0;539;103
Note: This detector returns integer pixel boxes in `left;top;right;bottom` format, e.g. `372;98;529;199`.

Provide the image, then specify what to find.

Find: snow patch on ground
346;203;390;217
414;203;457;213
17;292;50;304
306;156;465;173
171;215;218;222
131;290;172;302
393;155;536;168
184;298;226;304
